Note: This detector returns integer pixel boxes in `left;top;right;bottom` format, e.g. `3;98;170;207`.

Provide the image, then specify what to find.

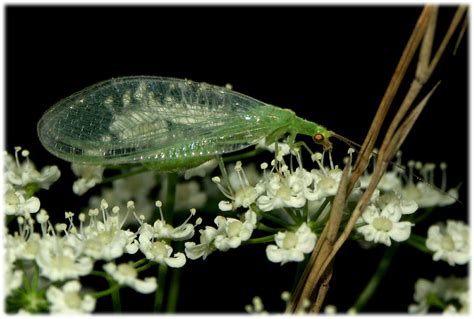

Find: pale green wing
37;76;282;165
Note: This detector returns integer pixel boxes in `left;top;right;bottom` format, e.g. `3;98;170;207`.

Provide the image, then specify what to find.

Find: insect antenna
331;131;362;151
331;131;462;205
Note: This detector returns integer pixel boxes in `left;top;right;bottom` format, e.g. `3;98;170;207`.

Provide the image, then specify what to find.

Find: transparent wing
37;76;279;165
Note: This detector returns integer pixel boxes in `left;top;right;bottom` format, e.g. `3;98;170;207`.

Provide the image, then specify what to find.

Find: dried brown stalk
289;5;467;313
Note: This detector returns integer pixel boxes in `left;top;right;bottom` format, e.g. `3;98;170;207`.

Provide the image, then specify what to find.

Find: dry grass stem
289;5;466;313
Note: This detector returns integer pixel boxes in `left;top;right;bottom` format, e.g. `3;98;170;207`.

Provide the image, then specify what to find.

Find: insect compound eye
314;133;324;143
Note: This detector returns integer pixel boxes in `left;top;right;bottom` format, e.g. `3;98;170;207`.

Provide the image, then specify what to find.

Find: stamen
155;200;164;221
179;208;197;227
328;151;334;170
14;146;21;167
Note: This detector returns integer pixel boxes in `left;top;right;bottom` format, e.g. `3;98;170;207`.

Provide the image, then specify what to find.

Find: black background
6;6;468;313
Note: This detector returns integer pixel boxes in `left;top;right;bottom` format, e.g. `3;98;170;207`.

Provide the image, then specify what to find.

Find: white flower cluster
409;276;468;314
5;195;202;312
4;148;210;313
355;151;462;247
46;281;96;313
185;209;257;259
3;142;465;313
361;152;459;208
426;220;469;266
4;147;60;218
214;151;346;214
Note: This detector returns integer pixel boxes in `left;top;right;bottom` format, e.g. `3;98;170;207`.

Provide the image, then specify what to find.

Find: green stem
107;277;121;312
31;263;39;291
18;261;31;291
166;267;182;313
302;203;309;222
92;284;120;299
257;222;284;232
154;263;168;312
161;173;178;221
136;262;155;273
244;234;275;245
282;207;301;224
406;234;431;254
90;270;108;278
352;244;398;312
409;207;434;224
251;204;292;228
101;166;150;184
133;258;149;268
312;197;331;222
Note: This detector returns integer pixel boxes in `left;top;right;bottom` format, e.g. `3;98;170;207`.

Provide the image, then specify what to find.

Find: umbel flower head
266;223;317;264
426;220;469;266
76;200;138;261
409;276;468;314
357;194;417;247
46;281;96;313
4;147;60;191
184;208;257;259
103;262;157;294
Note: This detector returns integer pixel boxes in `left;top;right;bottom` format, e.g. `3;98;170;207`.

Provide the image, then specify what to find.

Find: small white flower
402;182;441;208
138;231;186;268
257;173;306;211
266;223;317;264
214;209;257;251
36;236;94;281
6;232;42;261
148;203;198;241
305;151;356;202
357;202;414;246
79;203;138;261
215;162;262;211
409;276;468;314
4;189;40;217
4;148;60;190
152;219;195;241
377;192;418;215
184;226;219;260
401;161;458;208
426;220;469;266
103;262;157;294
46;281;96;313
71;163;104;195
305;167;343;201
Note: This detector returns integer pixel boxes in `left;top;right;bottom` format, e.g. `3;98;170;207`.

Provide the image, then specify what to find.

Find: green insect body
37;76;333;172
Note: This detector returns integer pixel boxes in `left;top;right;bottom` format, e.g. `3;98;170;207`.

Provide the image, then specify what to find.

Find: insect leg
292;140;315;157
265;126;290;145
215;155;234;197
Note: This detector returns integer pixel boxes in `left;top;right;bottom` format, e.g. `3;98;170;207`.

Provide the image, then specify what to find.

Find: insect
38;76;338;172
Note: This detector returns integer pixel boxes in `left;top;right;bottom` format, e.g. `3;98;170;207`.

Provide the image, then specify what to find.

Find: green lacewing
37;76;335;172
